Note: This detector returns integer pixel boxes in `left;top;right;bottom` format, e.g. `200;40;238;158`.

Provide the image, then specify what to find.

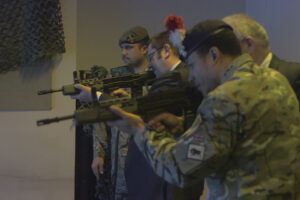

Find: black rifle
37;70;156;97
36;87;200;126
37;66;108;96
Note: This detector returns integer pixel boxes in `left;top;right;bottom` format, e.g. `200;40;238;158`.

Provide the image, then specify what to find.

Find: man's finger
111;90;118;95
92;167;99;180
148;113;169;126
170;127;180;134
74;84;84;89
99;166;104;174
156;124;166;131
109;105;129;119
111;89;129;98
96;169;99;180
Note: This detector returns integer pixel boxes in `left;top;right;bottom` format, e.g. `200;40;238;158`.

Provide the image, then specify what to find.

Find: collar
221;54;254;84
169;61;182;72
260;52;273;68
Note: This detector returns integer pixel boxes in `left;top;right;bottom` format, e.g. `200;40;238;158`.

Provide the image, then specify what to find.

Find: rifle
37;65;109;96
37;70;156;97
36;86;200;126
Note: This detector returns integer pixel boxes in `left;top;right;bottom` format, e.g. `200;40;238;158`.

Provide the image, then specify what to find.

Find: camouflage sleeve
92;122;108;158
133;96;243;187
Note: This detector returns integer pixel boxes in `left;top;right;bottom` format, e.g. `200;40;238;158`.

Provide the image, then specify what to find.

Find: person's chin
198;85;207;96
154;71;160;77
122;58;129;64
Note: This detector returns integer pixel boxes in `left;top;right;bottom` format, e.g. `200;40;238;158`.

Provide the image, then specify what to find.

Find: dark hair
150;31;180;57
195;29;242;57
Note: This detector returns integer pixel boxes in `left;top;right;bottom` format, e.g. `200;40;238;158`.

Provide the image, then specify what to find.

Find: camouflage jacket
133;54;300;200
93;65;133;200
93;64;135;158
93;65;150;200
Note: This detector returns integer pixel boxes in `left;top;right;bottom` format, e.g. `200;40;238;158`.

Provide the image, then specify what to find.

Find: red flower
164;14;184;31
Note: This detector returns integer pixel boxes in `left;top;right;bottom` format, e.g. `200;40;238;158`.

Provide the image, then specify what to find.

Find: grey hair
222;13;269;49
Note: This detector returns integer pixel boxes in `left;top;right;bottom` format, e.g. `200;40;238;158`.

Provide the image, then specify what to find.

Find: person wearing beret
223;13;300;102
91;26;150;200
107;19;300;200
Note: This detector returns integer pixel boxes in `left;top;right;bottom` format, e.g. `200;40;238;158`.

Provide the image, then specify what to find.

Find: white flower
169;29;187;58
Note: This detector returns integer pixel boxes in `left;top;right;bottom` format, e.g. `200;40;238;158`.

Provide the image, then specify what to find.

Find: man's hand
106;105;145;135
70;84;93;102
148;113;184;134
91;156;104;180
110;88;130;98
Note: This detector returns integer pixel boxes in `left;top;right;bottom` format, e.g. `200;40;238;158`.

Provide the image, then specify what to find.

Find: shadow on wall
19;54;63;81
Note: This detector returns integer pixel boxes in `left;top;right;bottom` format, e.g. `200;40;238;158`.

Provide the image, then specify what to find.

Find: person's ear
141;44;148;55
244;36;255;53
208;47;220;64
162;43;171;59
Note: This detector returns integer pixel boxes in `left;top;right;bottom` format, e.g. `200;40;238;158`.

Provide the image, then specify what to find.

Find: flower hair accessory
164;14;186;57
164;14;184;31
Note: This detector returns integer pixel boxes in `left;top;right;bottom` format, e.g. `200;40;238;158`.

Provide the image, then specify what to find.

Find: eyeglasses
148;47;162;62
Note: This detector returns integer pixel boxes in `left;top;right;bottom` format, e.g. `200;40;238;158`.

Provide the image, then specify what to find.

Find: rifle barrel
37;88;63;95
36;114;75;126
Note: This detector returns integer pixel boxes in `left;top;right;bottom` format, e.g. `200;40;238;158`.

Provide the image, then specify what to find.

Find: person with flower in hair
124;14;203;200
107;19;300;199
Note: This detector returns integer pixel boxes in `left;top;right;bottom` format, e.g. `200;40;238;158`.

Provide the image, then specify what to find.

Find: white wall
77;0;246;70
0;0;77;199
246;0;300;62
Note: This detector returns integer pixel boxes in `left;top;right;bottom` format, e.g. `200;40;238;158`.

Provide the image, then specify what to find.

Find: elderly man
223;13;300;100
107;19;300;200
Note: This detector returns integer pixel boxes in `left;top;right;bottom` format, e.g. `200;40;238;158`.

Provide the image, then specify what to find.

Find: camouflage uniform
93;123;107;161
94;126;130;200
94;26;150;199
132;54;300;200
93;65;150;200
93;66;132;200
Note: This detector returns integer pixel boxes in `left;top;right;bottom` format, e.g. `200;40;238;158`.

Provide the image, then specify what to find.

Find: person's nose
122;48;127;56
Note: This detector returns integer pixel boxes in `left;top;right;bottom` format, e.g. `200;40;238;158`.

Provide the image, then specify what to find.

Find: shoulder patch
187;143;205;161
193;134;205;142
